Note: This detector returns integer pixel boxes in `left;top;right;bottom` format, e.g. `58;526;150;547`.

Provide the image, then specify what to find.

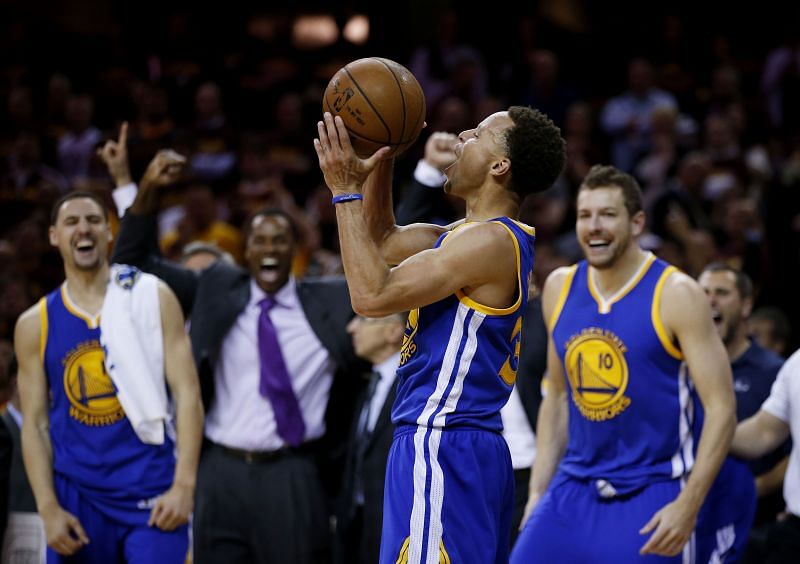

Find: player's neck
591;246;650;297
64;262;110;312
464;186;518;222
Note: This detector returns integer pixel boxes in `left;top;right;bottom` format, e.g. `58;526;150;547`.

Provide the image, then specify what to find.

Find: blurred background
1;0;799;351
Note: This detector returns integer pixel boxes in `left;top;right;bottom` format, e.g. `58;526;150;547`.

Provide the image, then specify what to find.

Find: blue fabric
47;475;188;564
512;473;687;563
392;217;535;431
42;286;175;526
552;258;689;495
380;427;513;564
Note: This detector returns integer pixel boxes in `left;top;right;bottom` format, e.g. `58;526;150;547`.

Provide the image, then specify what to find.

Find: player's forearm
678;401;735;513
335;200;395;316
129;177;160;215
528;390;568;497
170;387;204;490
731;414;784;459
362;159;399;248
21;422;60;513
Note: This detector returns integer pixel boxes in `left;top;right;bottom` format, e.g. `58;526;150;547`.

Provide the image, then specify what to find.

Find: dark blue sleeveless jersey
40;285;175;522
550;255;693;495
392;217;535;431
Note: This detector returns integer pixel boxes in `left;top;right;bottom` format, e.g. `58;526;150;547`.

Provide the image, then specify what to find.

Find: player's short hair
701;262;753;300
50;191;109;225
247;208;300;241
579;165;644;217
504;106;566;197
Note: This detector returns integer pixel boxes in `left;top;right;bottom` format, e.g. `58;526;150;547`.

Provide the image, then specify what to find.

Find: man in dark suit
106;147;367;564
335;313;405;564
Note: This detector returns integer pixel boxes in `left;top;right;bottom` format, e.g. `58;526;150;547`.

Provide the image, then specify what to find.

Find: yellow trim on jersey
455;221;522;316
60;284;100;329
38;297;48;362
395;537;410;563
509;219;536;237
548;265;578;332
652;266;683;360
587;253;656;314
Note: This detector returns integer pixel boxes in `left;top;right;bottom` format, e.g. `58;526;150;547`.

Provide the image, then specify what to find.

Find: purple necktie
258;296;306;447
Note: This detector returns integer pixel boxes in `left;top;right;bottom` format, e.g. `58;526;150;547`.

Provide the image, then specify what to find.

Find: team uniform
40;285;188;563
511;254;754;563
380;218;535;564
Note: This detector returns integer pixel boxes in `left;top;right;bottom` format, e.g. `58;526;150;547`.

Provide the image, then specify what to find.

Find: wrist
332;192;363;205
114;174;133;187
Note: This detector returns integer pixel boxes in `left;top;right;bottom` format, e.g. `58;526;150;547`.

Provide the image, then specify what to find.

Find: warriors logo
399;308;419;366
564;328;630;421
62;341;124;426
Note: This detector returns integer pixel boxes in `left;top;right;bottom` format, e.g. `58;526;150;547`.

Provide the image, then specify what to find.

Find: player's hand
148;483;193;531
314;112;390;195
519;490;541;530
639;498;698;556
97;121;132;187
41;504;89;555
423;132;458;172
140;149;186;192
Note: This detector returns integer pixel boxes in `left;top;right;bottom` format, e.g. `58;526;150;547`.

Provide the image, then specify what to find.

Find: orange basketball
323;57;426;158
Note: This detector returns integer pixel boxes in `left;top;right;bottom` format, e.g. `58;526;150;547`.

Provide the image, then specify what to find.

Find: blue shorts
512;473;688;563
695;457;756;563
48;475;189;564
380;426;514;564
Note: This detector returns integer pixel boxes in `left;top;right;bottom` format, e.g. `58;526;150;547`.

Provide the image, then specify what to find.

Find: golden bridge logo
564;328;630;421
399;308;419;366
62;341;124;426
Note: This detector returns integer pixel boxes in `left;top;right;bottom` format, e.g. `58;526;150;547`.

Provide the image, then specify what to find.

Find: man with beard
13;190;204;563
699;265;787;540
512;165;737;562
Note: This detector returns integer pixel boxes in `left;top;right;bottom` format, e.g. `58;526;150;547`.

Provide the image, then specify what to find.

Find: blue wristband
332;193;364;205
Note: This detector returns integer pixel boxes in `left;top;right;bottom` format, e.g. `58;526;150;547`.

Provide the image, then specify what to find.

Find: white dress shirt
761;349;800;515
501;386;537;470
366;353;401;433
205;277;336;450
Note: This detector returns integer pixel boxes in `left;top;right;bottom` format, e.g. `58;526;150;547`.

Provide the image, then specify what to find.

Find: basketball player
14;190;203;563
511;165;737;562
314;108;565;564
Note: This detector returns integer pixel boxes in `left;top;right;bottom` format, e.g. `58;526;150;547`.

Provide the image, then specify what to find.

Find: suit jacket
334;376;397;564
111;212;369;495
1;411;35;513
515;295;547;433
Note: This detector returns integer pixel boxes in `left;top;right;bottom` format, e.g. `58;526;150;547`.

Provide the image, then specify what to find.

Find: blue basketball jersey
40;284;175;525
551;254;693;495
392;217;535;431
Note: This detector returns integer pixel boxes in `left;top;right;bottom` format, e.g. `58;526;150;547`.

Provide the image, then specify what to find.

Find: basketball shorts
695;457;756;563
48;474;188;564
380;426;514;564
511;472;690;563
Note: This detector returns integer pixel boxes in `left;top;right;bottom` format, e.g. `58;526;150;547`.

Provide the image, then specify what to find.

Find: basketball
322;57;426;158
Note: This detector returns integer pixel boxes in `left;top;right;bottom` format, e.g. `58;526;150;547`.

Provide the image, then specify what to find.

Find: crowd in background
1;4;798;354
1;2;800;561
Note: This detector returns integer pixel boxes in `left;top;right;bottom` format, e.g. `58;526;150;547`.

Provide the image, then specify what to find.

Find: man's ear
48;225;58;247
491;157;511;178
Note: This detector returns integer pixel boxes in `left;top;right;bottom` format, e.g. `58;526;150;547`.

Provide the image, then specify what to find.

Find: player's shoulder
661;268;704;301
543;265;577;294
14;300;43;346
443;220;515;251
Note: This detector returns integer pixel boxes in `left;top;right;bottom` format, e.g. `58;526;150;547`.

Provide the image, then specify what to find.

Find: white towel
100;264;168;444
